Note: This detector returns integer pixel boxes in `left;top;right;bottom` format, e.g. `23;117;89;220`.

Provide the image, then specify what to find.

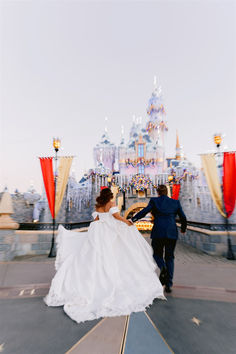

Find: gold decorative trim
120;315;130;354
65;318;107;353
144;312;174;353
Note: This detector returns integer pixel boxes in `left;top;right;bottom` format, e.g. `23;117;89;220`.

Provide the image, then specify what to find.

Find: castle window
139;165;144;174
138;144;144;158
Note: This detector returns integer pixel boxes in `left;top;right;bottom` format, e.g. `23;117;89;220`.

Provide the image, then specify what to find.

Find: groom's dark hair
157;185;168;196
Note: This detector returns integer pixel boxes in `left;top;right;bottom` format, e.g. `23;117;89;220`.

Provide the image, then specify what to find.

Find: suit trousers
151;238;177;287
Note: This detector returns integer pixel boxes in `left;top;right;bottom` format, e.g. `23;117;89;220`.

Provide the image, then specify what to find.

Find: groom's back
151;195;182;239
152;195;179;215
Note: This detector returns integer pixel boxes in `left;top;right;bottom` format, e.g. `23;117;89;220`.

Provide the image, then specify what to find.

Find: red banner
172;184;180;200
223;152;236;218
39;158;55;218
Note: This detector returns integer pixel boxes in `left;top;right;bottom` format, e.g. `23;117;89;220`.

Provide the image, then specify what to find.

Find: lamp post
107;176;112;188
122;187;126;211
48;137;61;258
213;134;235;260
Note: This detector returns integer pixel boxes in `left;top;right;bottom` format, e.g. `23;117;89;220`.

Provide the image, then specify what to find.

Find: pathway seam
144;311;174;353
65;318;106;354
120;315;129;354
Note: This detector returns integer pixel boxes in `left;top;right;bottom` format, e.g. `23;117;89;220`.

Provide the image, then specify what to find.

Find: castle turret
117;126;126;173
93;118;116;172
146;76;167;144
146;77;168;173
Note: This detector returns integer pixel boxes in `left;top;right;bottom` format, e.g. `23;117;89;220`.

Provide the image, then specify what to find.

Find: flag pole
48;138;60;258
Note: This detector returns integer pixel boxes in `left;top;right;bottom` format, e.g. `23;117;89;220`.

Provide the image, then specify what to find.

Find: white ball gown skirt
44;207;165;323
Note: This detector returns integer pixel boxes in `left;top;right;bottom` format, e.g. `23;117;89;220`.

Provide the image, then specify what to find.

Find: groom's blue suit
131;195;187;287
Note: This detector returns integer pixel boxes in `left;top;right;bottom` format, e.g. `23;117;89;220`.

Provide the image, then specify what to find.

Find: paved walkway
1;241;235;302
0;240;236;353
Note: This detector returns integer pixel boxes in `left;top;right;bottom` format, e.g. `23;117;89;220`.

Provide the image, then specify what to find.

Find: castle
94;78;169;176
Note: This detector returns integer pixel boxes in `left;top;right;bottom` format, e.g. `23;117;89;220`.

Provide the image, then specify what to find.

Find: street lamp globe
53;137;61;152
213;134;222;148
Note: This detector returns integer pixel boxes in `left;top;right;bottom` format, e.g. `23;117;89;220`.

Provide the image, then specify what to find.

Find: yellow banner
55;157;73;217
166;184;171;198
111;185;119;202
201;154;226;217
117;196;123;211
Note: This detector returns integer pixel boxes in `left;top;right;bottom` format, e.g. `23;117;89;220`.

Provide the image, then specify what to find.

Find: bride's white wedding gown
44;207;165;323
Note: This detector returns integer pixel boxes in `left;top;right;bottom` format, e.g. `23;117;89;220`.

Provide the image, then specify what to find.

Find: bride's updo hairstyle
96;188;113;208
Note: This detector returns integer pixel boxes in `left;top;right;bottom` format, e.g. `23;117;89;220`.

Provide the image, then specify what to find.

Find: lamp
53;137;61;152
213;134;222;149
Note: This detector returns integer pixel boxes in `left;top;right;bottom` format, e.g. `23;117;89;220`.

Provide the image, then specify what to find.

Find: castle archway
124;202;148;219
124;202;153;231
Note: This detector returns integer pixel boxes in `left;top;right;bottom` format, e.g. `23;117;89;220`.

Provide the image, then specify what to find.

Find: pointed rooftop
176;130;180;149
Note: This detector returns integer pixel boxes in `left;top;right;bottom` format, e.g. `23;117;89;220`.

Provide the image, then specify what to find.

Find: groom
131;185;187;293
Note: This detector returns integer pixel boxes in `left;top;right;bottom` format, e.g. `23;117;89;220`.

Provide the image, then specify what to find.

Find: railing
176;220;236;231
19;220;236;232
18;221;92;231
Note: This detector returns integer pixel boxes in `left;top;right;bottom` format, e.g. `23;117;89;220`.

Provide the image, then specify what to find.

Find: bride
44;188;165;323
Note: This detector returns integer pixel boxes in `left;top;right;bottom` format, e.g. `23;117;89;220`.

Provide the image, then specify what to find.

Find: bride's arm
112;212;133;226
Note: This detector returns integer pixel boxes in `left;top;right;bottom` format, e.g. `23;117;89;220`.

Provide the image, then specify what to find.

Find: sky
0;0;235;193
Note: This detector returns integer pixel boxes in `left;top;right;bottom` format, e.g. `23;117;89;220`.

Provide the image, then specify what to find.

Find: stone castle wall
178;178;236;224
5;177;236;226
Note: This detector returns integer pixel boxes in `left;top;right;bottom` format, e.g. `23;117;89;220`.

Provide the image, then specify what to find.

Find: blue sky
1;0;235;192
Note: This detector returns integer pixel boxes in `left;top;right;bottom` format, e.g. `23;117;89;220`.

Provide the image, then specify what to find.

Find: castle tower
146;76;167;144
93;118;116;172
117;126;126;174
146;77;168;173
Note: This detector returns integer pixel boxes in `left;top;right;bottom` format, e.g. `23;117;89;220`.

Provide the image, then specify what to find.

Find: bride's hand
126;220;133;226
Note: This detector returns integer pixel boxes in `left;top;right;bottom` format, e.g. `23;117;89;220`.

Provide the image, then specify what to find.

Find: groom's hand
127;219;133;226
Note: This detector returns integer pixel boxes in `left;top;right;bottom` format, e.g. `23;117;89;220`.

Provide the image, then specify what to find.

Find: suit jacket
131;195;187;239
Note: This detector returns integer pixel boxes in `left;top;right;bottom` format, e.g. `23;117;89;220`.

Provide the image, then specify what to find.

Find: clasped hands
126;219;134;226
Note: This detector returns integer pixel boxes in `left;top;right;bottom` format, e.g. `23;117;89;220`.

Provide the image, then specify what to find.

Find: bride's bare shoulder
104;200;115;212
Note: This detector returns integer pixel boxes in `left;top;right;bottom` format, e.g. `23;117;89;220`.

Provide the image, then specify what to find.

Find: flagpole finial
154;75;157;88
104;117;108;133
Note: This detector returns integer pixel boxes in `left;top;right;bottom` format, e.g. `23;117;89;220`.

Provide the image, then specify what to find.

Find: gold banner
111;185;119;202
166;184;171;198
201;154;226;217
117;196;123;211
55;157;73;217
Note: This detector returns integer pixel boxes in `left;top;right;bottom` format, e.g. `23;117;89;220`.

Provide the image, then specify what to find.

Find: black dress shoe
159;267;168;286
165;285;172;293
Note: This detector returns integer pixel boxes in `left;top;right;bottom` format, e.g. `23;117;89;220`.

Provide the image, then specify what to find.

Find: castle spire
176;130;181;161
104;116;108;133
176;130;180;149
153;75;157;89
120;125;125;145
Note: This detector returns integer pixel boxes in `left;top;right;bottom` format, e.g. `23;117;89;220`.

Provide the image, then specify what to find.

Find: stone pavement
0;240;236;353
